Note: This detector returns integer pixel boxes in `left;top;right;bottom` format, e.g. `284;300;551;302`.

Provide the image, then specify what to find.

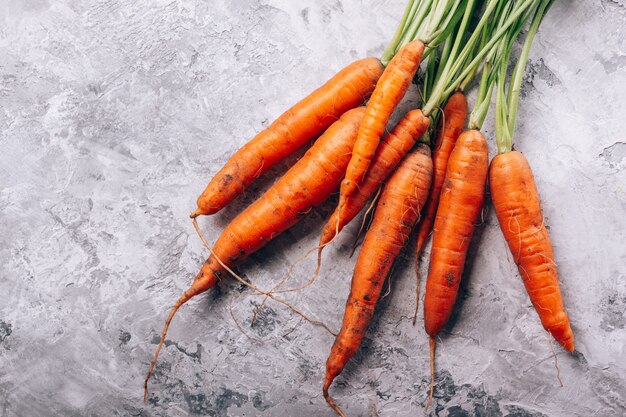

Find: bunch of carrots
144;0;573;415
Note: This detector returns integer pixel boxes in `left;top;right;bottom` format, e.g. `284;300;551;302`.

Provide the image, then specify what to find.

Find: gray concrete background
1;1;625;416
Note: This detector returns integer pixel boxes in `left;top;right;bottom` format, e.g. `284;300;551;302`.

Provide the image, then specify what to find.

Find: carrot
487;0;572;353
337;41;425;215
412;92;467;323
324;144;433;417
319;109;430;256
191;58;384;217
145;107;366;399
489;151;574;352
422;129;488;407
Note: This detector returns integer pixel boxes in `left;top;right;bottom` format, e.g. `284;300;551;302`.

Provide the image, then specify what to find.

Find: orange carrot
319;109;430;256
338;41;425;215
412;92;467;322
422;129;488;407
192;58;384;217
489;151;574;352
145;108;366;399
324;144;433;417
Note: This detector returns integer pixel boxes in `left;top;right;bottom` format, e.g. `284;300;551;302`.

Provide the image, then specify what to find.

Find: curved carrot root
144;278;210;401
412;284;421;326
548;335;564;387
192;219;336;336
144;302;179;401
251;245;321;325
425;336;436;411
323;380;347;417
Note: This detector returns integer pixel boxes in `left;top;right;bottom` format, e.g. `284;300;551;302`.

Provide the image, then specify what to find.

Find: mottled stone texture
0;1;625;416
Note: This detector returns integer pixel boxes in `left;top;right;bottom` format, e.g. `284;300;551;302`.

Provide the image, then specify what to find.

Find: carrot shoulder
193;58;383;217
145;107;366;399
324;144;433;417
423;129;488;337
338;41;425;213
489;150;574;352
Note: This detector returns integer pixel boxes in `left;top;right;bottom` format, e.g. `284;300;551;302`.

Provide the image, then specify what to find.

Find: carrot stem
428;0;541;114
496;0;553;153
382;0;418;65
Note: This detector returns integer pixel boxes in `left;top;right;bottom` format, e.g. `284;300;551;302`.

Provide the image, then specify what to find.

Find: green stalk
467;1;515;129
505;0;553;144
434;36;454;94
422;0;503;115
459;1;500;92
382;0;417;65
434;0;476;83
423;44;441;103
438;0;540;102
468;60;494;130
425;0;467;47
397;0;434;50
495;0;552;154
495;49;511;153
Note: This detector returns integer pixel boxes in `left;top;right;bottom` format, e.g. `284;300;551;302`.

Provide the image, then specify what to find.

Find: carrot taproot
324;144;433;417
489;151;574;352
412;92;467;323
319;109;430;256
145;107;366;399
337;40;425;215
422;129;488;408
191;58;384;217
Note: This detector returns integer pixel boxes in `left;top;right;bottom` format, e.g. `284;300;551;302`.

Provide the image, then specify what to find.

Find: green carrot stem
505;0;554;146
432;0;540;110
382;0;418;65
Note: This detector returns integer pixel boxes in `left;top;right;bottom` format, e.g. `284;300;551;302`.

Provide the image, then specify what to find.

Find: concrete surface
1;1;625;416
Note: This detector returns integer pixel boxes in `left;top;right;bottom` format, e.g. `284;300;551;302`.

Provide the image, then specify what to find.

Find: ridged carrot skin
319;109;430;250
489;151;574;352
412;92;467;319
423;130;488;337
145;108;366;397
338;41;425;210
192;58;384;217
415;92;467;262
324;144;433;417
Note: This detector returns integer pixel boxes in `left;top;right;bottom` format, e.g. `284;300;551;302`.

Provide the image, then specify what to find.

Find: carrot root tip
323;385;347;417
